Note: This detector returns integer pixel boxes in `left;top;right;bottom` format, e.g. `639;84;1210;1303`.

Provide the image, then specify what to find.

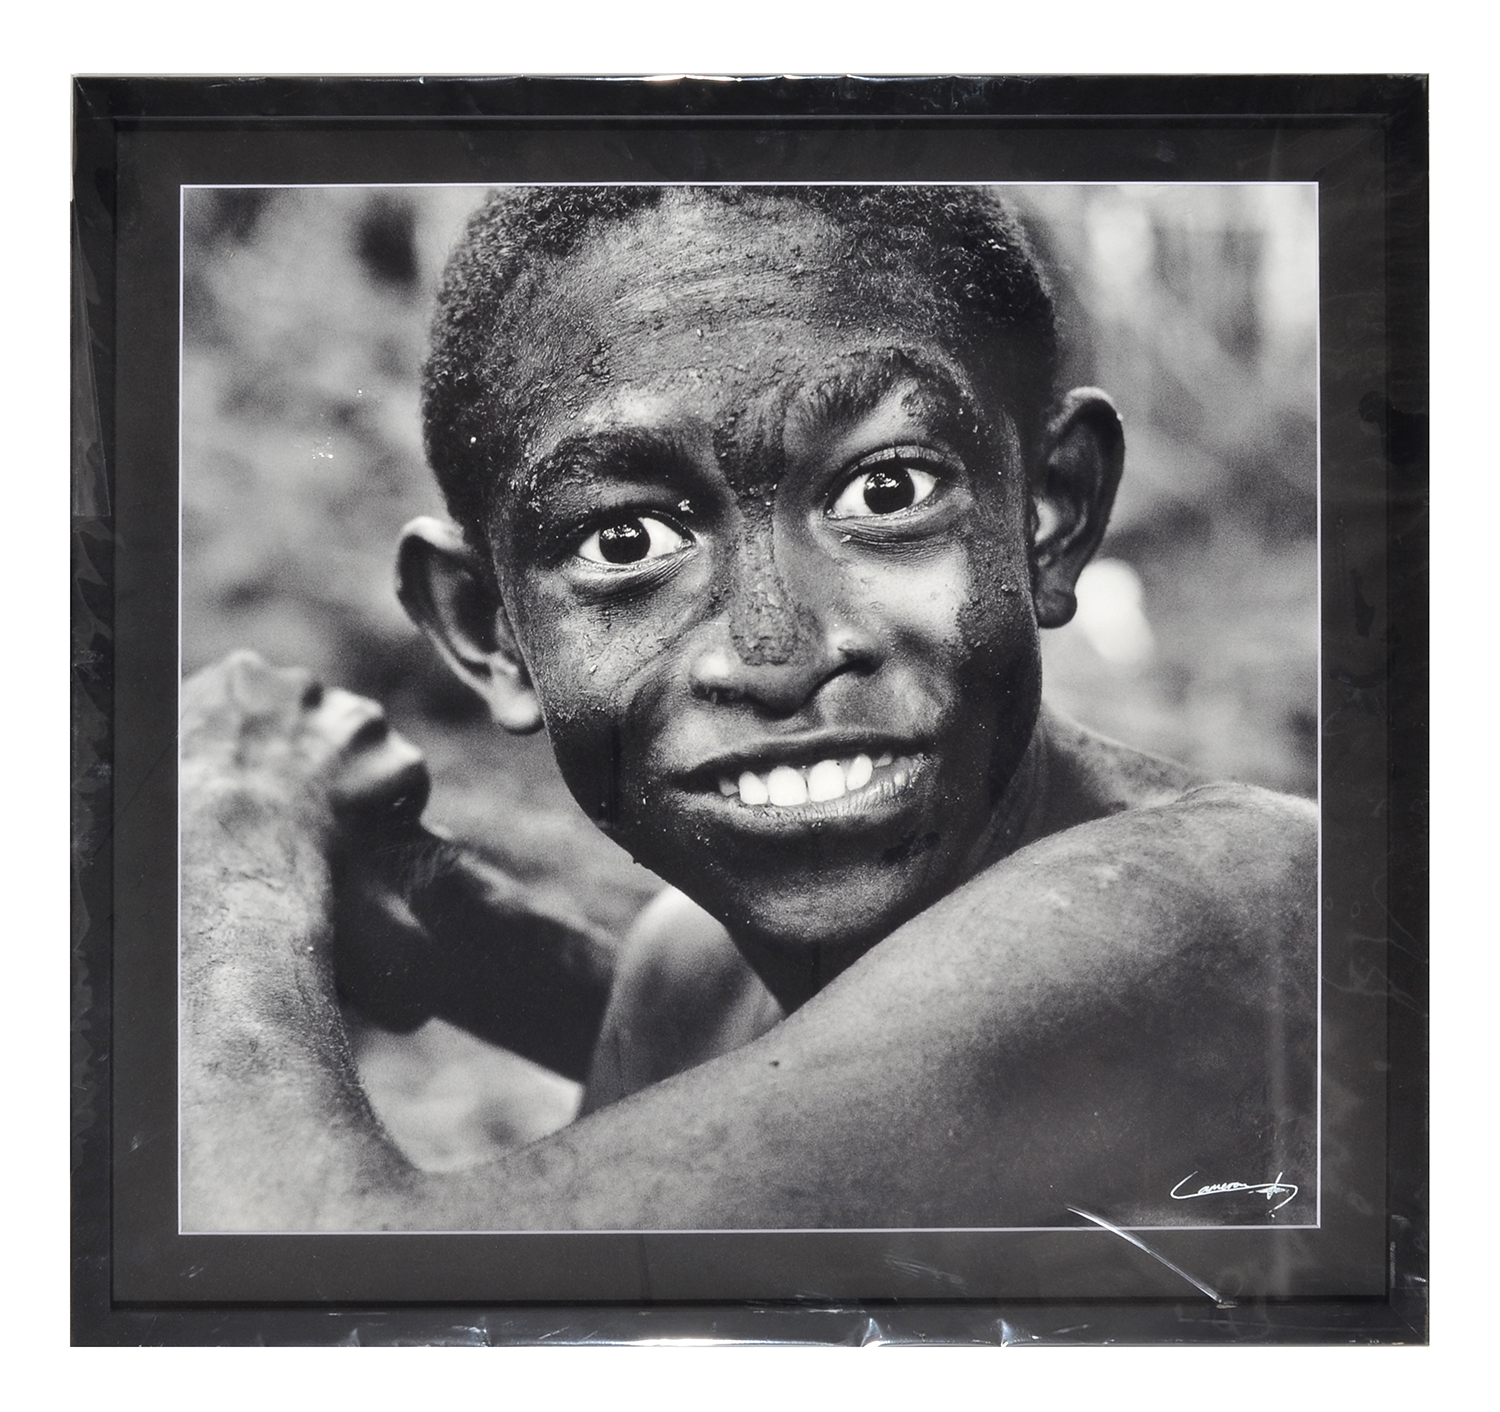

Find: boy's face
485;199;1045;983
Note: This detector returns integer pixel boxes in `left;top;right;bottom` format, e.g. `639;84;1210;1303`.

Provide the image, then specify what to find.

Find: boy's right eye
576;515;690;567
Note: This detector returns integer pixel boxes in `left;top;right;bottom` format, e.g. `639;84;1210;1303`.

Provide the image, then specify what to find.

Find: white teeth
766;765;809;807
727;751;904;808
807;759;846;802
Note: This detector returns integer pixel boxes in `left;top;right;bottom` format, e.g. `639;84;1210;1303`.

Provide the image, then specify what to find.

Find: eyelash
575;513;692;568
566;445;956;570
826;448;950;521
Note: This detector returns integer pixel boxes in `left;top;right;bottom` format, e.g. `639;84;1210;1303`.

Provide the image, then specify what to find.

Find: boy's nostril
831;626;881;669
689;649;747;704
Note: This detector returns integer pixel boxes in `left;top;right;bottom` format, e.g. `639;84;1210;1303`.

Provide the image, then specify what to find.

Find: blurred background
181;183;1318;1167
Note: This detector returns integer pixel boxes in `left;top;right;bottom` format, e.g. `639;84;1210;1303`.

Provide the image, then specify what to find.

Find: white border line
182;181;1320;190
1314;178;1324;1231
176;191;187;1237
176;178;1324;1238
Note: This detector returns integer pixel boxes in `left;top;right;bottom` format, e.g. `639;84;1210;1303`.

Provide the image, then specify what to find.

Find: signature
1170;1172;1299;1212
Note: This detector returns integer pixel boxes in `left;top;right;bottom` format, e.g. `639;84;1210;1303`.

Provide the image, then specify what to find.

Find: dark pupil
598;520;649;564
863;467;915;514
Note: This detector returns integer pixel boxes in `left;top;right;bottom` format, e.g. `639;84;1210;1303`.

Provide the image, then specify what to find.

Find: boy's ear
1030;388;1125;629
395;516;544;734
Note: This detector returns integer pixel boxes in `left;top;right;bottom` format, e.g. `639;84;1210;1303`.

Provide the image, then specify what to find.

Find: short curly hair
422;185;1058;551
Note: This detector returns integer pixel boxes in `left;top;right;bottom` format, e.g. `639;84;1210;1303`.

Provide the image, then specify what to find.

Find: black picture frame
71;73;1428;1345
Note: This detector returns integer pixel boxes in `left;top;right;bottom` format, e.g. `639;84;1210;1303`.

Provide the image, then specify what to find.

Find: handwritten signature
1171;1172;1300;1212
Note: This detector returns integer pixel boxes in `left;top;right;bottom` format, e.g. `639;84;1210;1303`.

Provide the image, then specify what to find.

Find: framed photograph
72;75;1427;1344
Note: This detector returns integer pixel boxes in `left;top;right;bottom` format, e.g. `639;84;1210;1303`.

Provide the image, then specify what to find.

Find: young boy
180;186;1317;1232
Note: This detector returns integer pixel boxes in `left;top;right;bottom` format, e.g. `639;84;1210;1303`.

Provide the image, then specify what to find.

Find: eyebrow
514;347;987;518
524;427;698;496
796;349;981;441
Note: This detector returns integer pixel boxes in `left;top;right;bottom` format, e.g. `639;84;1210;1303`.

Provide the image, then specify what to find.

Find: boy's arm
179;653;416;1229
332;830;615;1081
183;653;1316;1231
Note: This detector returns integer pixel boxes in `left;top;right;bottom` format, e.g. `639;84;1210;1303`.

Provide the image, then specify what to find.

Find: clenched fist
179;649;615;1070
181;649;430;847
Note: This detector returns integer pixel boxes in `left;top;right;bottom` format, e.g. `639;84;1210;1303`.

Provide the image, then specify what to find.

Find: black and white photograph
176;180;1322;1237
63;69;1431;1349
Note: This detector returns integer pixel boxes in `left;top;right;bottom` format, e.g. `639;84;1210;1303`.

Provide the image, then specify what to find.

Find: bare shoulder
1036;704;1315;852
1036;704;1204;827
1023;709;1318;986
581;887;781;1112
904;711;1317;1001
792;739;1320;1225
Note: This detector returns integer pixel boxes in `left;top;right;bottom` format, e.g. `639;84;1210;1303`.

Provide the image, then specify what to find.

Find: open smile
673;736;929;832
718;749;914;810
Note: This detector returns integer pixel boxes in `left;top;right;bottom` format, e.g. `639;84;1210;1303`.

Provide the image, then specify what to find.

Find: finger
185;649;320;727
309;687;387;753
313;690;430;820
331;731;430;822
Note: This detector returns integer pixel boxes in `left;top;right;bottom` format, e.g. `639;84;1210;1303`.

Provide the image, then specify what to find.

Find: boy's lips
670;734;930;831
718;748;908;805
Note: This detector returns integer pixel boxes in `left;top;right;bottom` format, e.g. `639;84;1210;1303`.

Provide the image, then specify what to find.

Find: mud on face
474;197;1052;989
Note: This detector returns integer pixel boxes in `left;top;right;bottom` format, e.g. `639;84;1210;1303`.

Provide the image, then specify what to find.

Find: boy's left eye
828;461;939;520
577;515;690;566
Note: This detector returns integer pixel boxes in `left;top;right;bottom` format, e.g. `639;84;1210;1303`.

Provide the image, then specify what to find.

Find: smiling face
404;192;1119;1004
478;198;1049;992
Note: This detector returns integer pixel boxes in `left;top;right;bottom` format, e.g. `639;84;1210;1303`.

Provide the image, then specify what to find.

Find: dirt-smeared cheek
512;587;680;837
886;518;1035;688
891;527;1040;818
959;562;1038;696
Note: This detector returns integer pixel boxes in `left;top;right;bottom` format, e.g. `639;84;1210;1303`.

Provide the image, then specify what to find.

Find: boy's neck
963;714;1052;879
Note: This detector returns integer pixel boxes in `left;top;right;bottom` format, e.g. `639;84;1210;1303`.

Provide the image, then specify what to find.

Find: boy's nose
688;518;882;715
688;620;881;716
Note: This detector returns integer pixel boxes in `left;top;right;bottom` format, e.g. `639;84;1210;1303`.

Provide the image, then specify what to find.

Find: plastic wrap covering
71;74;1427;1346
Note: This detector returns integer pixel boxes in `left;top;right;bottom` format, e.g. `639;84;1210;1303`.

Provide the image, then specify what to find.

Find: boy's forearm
414;787;1317;1232
339;830;616;1081
180;781;1316;1231
180;803;415;1230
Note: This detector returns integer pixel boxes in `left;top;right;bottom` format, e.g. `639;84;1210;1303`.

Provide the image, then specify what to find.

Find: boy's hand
178;649;434;1229
178;651;613;1058
181;649;430;853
